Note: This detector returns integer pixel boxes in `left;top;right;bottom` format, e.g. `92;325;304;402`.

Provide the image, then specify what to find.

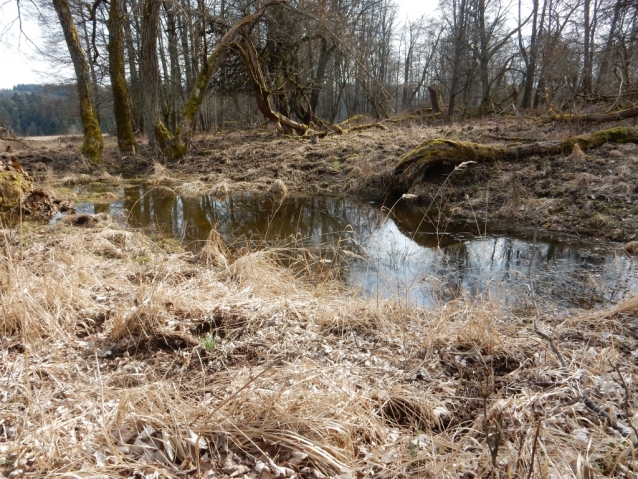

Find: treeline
0;85;82;136
14;0;638;161
0;84;116;137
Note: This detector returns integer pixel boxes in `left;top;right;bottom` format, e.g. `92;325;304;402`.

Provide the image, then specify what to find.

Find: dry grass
1;216;638;479
268;179;288;196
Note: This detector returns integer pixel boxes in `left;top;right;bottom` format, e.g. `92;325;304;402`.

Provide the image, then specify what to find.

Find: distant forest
0;84;114;136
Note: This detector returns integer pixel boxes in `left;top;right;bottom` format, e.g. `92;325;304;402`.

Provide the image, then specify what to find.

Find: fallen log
332;122;387;134
549;104;638;123
389;127;638;195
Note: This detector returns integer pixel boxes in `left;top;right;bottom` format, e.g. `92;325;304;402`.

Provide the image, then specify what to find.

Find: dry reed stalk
1;219;637;479
199;225;229;268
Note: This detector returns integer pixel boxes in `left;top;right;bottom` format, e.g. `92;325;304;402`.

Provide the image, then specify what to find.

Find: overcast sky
0;0;435;89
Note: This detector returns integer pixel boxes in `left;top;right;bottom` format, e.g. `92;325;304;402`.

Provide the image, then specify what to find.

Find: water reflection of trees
117;187;636;309
122;188;385;249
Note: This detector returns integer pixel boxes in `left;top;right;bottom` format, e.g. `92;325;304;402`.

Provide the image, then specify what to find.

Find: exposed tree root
389;127;638;194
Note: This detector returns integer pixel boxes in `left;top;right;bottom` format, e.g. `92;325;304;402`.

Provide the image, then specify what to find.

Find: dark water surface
76;186;637;310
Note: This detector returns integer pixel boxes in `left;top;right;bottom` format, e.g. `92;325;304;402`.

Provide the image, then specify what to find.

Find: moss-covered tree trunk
389;127;638;195
140;0;165;152
107;0;137;154
171;0;285;159
52;0;103;163
549;105;638;123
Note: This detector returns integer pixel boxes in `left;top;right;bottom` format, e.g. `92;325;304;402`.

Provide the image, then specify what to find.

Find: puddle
74;186;638;310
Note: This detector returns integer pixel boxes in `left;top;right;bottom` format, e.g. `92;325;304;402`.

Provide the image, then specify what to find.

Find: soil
3;115;638;242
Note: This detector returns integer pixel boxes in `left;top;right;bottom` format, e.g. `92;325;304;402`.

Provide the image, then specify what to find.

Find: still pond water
76;186;637;310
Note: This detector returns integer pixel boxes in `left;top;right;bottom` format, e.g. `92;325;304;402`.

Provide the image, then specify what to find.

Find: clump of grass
200;332;218;352
174;180;208;196
211;180;230;198
60;173;93;186
567;143;586;162
147;161;179;186
269;178;288;196
199;224;229;268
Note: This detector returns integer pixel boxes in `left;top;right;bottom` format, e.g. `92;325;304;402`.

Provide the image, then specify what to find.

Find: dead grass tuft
211;180;231;198
269;178;288;196
566;172;599;194
497;172;531;217
199;224;229;268
567;143;586;162
174;180;209;196
147;161;179;186
61;173;93;186
621;240;638;255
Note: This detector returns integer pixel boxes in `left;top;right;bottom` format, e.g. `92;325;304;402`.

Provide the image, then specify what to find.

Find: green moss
155;120;172;151
0;171;33;211
631;205;638;215
81;120;104;163
588;213;608;229
559;127;637;151
398;138;508;169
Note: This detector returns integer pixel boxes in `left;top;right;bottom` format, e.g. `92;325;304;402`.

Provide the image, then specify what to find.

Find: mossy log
332;122;387;134
389;127;638;195
549;105;638;123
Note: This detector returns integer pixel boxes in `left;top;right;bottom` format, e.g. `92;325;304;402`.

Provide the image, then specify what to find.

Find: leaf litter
1;214;638;478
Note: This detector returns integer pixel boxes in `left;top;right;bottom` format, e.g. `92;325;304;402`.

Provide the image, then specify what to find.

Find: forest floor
8;114;638;243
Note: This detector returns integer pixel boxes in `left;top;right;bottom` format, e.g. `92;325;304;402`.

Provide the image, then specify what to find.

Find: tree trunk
595;1;620;93
108;0;137;154
79;7;102;125
427;85;442;113
52;0;103;162
582;0;593;95
123;1;142;131
236;37;318;136
520;0;541;109
476;0;493;114
140;0;163;150
446;0;468;122
164;2;183;133
171;0;285;159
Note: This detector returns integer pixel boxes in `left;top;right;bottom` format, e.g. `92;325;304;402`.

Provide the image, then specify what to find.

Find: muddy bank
5;116;638;242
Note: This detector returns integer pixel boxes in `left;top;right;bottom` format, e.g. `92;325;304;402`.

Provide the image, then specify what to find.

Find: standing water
75;186;637;310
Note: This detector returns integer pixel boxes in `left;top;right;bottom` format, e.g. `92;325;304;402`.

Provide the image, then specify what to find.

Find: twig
526;420;542;479
606;68;624;114
527;222;567;368
610;361;638;440
581;393;638;446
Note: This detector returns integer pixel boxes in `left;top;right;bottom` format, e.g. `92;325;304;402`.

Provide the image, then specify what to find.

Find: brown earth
3;115;638;242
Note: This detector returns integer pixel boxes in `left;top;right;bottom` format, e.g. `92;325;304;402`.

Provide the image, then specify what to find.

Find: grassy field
1;211;638;478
